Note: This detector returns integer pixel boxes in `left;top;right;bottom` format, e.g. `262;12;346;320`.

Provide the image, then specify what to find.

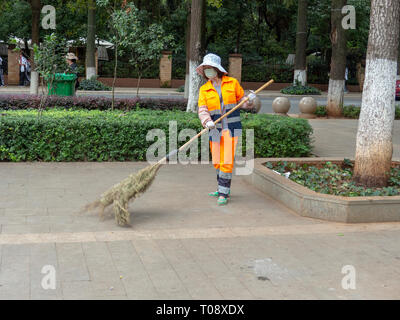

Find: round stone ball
272;97;291;115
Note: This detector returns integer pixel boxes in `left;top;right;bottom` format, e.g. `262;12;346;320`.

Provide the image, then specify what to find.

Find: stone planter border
244;158;400;223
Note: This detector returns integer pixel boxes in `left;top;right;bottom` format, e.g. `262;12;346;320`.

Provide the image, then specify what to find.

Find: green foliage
240;112;313;157
281;85;321;95
342;105;361;118
78;77;111;91
266;160;400;197
33;33;69;84
315;105;327;117
0;109;313;161
111;4;174;78
315;105;400;119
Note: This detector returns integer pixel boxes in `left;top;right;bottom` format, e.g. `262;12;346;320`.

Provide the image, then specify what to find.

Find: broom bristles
79;162;163;226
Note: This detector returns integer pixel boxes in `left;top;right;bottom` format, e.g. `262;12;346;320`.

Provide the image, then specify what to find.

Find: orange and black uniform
198;75;245;198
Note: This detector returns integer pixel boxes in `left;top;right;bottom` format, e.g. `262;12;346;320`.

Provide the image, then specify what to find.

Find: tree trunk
30;0;41;95
187;0;205;112
184;1;191;99
137;73;141;97
327;0;347;117
86;0;97;80
293;0;307;86
112;47;118;110
353;0;400;187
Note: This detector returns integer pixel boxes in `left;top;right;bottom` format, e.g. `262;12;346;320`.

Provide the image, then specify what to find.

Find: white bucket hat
66;52;78;61
196;53;228;77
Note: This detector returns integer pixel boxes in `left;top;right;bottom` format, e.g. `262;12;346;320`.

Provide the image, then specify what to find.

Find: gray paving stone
132;239;192;299
181;238;255;299
156;239;223;300
1;224;50;234
0;255;30;284
1;162;400;300
107;241;160;299
56;243;90;282
0;281;30;300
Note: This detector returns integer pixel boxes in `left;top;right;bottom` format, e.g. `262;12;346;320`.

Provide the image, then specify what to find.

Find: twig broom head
79;162;163;227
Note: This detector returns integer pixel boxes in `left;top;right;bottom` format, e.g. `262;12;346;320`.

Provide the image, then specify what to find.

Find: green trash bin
47;73;77;96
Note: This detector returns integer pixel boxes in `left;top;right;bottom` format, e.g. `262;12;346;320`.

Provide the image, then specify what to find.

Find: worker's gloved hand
206;120;216;129
248;90;257;104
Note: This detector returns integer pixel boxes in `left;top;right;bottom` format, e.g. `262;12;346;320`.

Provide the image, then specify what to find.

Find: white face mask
204;68;217;79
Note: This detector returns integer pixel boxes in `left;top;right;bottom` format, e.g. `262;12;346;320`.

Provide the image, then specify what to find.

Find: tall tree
327;0;347;117
29;0;41;95
86;0;97;79
186;0;206;112
184;0;191;99
293;0;307;86
353;0;400;187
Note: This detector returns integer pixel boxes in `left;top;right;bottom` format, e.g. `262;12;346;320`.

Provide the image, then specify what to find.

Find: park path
0;162;399;299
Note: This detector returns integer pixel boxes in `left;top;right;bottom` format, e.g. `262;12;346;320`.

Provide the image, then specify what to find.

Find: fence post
229;53;242;83
7;44;20;85
160;51;172;88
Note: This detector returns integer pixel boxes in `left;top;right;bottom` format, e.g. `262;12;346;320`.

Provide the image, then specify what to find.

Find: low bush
0;109;313;161
315;105;400;119
0;95;188;111
280;85;321;95
78;78;112;91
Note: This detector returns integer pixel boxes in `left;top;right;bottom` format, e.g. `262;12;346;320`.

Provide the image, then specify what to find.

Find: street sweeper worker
196;53;257;206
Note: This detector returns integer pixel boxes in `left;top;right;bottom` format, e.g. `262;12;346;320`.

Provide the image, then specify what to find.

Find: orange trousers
209;129;238;198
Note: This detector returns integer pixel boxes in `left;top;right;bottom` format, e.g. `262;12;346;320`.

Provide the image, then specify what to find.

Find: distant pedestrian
65;52;80;91
344;67;349;93
0;56;4;86
18;52;29;86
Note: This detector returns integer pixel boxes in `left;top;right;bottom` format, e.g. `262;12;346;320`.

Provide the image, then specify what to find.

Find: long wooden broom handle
157;79;274;165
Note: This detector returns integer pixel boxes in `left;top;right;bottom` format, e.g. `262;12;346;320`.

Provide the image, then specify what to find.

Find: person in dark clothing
19;52;29;86
65;52;80;91
0;56;5;86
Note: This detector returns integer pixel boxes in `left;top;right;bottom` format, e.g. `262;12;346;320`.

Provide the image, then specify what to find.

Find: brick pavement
0;162;399;299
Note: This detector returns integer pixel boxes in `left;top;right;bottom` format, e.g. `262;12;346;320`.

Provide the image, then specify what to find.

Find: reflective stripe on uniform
218;171;232;179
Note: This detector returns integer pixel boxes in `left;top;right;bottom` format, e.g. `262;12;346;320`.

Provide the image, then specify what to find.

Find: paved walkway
0;161;399;300
309;119;400;158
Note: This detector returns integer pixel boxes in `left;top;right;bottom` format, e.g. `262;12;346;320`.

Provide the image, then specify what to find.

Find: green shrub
342;105;361;118
281;85;321;95
314;105;400;119
0;109;313;162
315;105;327;117
78;78;112;91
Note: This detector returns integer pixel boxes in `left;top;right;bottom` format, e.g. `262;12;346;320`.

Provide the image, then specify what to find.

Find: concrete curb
244;158;400;223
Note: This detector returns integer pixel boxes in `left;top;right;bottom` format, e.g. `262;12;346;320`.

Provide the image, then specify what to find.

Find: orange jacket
198;76;249;132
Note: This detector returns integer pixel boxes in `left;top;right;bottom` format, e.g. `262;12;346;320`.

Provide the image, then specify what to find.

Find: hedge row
315;105;400;119
0;95;188;111
0;109;313;161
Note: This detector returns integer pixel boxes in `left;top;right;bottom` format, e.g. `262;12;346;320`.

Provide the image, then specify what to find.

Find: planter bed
244;157;400;223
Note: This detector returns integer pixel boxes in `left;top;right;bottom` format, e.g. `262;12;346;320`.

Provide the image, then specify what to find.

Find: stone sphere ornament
252;96;262;113
299;96;317;119
272;97;291;116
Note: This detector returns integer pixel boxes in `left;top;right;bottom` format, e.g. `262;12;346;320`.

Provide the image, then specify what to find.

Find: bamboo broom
80;79;274;227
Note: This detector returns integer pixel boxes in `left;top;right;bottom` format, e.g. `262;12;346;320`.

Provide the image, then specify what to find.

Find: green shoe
208;191;230;198
217;197;228;206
